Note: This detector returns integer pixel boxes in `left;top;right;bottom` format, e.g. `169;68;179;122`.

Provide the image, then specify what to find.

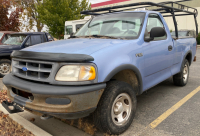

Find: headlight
55;65;96;81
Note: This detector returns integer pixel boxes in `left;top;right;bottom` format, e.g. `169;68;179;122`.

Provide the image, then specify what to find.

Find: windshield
171;31;188;37
0;33;4;39
4;35;27;45
75;12;146;39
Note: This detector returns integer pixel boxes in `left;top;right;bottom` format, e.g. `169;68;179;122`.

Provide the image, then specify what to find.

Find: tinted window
43;35;47;42
31;35;42;45
145;14;167;41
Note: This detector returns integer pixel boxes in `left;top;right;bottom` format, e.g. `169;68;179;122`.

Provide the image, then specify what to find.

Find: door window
31;35;42;45
145;14;167;41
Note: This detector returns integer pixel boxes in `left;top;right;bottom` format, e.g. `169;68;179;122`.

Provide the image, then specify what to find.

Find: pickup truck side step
2;100;24;114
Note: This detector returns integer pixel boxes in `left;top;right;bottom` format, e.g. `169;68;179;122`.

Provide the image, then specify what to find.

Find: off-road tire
93;81;137;135
0;59;11;78
173;59;189;86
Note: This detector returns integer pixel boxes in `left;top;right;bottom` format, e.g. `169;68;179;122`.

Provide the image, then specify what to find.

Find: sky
89;0;107;4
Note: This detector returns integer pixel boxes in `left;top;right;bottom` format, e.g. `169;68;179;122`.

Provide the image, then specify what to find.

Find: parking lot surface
1;48;200;136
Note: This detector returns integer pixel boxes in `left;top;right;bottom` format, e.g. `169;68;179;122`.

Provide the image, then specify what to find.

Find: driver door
142;14;174;90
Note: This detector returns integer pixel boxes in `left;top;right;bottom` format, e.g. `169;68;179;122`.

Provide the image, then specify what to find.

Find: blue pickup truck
2;2;198;135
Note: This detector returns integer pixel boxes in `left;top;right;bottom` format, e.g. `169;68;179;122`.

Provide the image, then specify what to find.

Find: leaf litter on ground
0;87;35;136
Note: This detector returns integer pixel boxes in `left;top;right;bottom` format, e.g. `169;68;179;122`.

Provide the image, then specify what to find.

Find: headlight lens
55;65;96;81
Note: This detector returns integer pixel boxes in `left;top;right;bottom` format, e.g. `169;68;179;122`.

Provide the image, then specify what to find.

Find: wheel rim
183;64;189;83
111;93;132;126
0;63;11;75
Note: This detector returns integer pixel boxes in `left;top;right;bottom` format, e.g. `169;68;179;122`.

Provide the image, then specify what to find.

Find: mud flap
2;100;24;114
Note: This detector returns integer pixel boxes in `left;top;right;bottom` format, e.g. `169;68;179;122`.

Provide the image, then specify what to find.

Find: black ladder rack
81;0;198;38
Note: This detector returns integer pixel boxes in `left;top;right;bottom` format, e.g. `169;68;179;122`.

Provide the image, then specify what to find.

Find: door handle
168;45;173;51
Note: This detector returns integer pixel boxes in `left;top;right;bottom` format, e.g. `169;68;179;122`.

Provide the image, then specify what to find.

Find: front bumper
3;74;106;119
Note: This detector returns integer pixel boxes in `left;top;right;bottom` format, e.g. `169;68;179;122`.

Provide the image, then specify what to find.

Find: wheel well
110;69;139;95
185;53;192;65
0;56;10;60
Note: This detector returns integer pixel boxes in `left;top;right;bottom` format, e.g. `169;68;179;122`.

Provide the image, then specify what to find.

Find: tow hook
40;114;53;120
2;100;24;114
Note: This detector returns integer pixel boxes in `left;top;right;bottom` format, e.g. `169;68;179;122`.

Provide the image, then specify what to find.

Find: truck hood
23;38;132;55
0;44;21;53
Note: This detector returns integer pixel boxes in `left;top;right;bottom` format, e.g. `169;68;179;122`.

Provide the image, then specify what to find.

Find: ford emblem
22;67;28;72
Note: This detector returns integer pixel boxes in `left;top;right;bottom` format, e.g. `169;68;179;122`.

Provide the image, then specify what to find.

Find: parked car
0;31;16;45
171;29;196;38
2;2;198;135
0;32;54;77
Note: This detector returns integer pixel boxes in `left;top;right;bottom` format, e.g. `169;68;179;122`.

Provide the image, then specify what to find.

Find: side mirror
145;27;166;42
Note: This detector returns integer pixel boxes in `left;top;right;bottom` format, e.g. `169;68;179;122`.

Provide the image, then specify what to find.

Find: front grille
12;59;54;82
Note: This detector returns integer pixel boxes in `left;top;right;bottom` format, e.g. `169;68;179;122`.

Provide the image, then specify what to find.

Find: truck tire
93;81;137;135
0;59;11;77
173;59;189;86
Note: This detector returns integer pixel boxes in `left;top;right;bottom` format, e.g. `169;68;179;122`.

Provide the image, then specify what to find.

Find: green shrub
197;32;200;45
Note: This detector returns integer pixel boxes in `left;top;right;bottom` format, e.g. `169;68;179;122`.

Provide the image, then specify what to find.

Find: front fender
104;64;143;94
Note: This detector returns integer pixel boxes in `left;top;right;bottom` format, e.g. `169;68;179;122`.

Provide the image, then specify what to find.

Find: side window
42;35;47;42
31;35;42;45
47;33;53;41
66;25;73;35
76;24;84;31
145;14;167;41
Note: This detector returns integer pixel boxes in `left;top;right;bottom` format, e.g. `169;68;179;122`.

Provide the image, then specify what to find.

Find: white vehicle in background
64;16;91;39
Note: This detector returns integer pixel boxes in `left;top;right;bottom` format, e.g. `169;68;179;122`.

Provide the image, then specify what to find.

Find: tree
37;0;91;39
0;0;21;31
15;0;43;32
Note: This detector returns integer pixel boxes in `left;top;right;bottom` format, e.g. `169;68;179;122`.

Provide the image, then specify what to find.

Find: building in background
91;0;200;33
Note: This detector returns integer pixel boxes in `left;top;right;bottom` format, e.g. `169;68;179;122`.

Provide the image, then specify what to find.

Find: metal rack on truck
81;0;198;39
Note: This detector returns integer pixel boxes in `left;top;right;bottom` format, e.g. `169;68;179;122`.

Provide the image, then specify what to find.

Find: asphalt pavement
1;49;200;136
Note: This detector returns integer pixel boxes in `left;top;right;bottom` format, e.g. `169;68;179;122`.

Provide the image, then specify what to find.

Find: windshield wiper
81;35;120;39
